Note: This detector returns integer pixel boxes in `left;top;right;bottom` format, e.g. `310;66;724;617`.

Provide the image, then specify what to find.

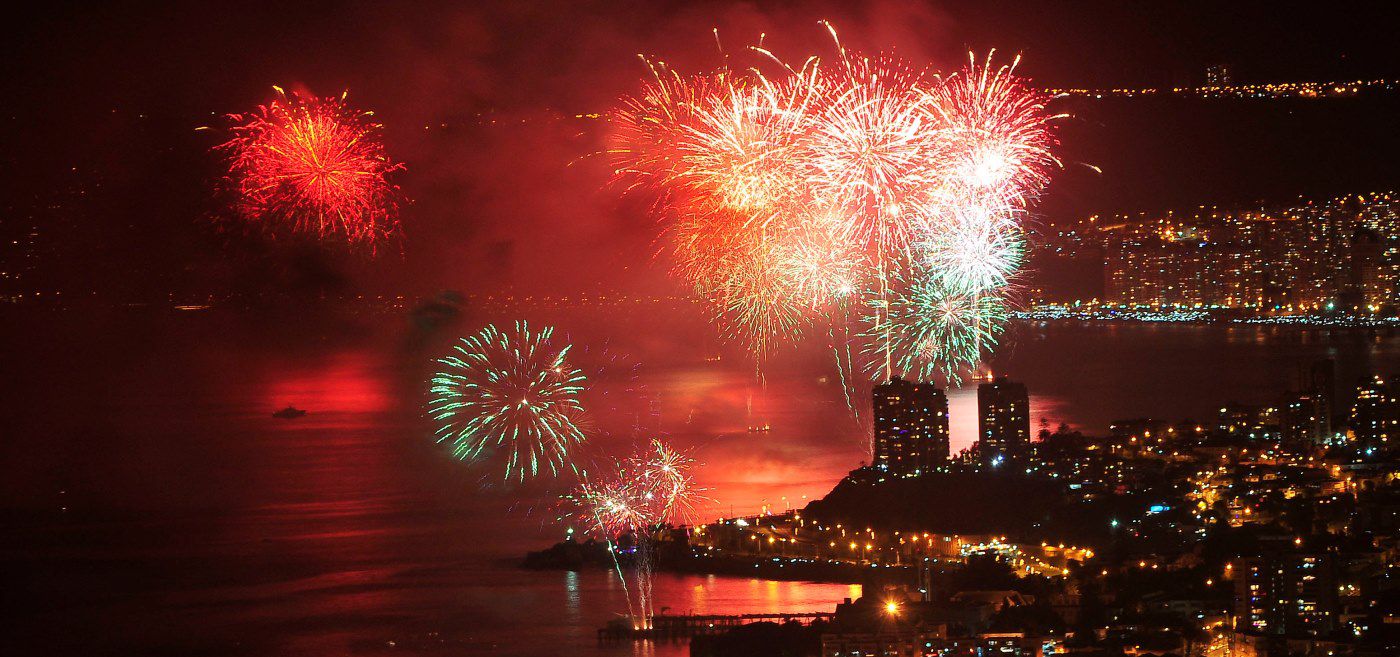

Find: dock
598;611;833;641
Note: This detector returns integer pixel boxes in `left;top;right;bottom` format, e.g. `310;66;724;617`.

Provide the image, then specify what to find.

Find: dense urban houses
671;366;1400;656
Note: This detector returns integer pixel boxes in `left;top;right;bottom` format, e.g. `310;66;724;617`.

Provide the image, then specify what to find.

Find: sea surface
3;306;1397;655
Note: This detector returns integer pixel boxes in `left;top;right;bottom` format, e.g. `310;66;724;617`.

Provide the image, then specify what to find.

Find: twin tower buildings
871;376;1030;476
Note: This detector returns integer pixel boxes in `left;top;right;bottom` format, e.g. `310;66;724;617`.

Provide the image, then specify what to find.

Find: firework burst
569;440;704;535
928;51;1062;206
609;26;1059;387
863;277;1009;385
214;87;403;247
805;53;939;256
566;439;706;628
428;322;587;482
678;71;816;214
774;209;871;311
920;201;1026;294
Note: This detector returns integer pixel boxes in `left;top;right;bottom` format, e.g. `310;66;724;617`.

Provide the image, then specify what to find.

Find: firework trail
774;209;870;311
570;342;660;439
678;69;817;214
213;87;402;247
428;322;587;483
567;439;706;629
609;25;1059;400
805;42;939;258
929;51;1062;207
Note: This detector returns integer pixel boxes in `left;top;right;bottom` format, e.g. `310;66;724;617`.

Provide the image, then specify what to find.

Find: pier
598;611;834;641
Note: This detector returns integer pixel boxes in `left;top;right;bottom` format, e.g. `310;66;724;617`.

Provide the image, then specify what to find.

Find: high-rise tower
872;378;950;476
978;376;1030;463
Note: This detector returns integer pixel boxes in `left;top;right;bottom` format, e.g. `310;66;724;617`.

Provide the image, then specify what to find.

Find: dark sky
9;2;1399;108
3;1;1399;297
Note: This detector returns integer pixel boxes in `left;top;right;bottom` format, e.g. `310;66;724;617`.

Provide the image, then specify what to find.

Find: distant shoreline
522;540;907;586
1013;307;1399;328
4;298;1394;328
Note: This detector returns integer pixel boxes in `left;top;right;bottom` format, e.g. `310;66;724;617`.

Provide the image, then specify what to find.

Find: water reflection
3;311;1398;656
565;570;581;625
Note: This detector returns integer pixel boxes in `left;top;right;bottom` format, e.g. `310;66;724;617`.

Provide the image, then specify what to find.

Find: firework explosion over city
188;22;1060;630
405;25;1060;630
418;25;1060;484
610;26;1059;384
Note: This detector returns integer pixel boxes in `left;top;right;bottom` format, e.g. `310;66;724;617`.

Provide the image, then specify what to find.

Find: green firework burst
428;321;587;482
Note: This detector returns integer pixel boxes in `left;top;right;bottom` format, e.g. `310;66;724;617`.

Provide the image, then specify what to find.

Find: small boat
273;406;307;419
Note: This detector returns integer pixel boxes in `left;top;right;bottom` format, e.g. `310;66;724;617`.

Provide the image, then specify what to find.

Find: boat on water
272;406;307;419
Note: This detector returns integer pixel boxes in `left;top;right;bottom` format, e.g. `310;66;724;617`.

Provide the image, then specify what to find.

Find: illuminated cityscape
5;4;1400;657
1031;192;1400;317
624;368;1400;656
1046;77;1400;100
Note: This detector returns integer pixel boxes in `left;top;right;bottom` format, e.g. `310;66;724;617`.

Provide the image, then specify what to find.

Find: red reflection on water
643;363;865;519
261;352;393;419
671;575;863;616
234;350;409;570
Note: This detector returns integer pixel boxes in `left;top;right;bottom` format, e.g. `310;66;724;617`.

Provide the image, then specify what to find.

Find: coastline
1013;306;1400;328
522;539;911;586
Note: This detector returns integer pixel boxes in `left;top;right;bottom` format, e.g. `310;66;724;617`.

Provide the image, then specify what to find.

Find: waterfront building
1089;193;1400;313
1205;64;1232;87
977;377;1030;464
1350;229;1386;311
873;378;950;476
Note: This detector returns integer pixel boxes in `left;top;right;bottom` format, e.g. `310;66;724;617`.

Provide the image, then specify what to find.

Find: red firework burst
215;87;403;247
